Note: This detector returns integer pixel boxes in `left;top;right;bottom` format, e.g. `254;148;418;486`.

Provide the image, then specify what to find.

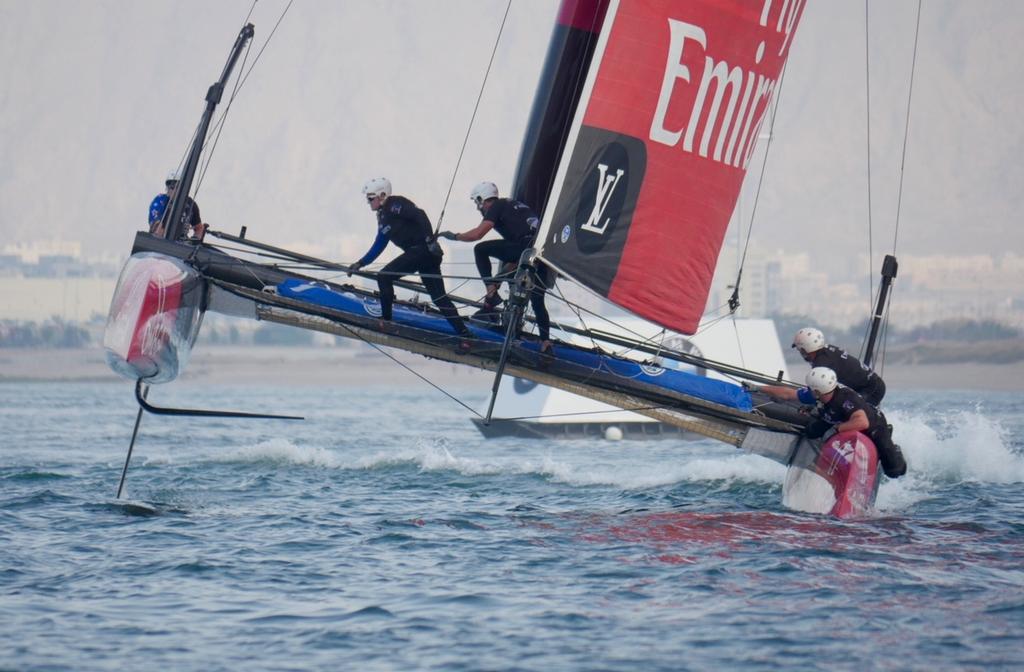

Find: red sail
536;0;805;334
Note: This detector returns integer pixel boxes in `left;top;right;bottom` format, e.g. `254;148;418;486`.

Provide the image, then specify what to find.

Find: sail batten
534;0;805;334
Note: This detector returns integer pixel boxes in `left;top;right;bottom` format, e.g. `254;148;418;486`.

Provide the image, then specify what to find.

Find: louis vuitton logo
579;163;625;235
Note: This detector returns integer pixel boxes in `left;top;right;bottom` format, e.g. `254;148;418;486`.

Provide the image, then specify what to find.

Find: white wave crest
350;438;787;490
877;407;1024;511
890;408;1023;484
353;440;508;476
218;438;345;468
532;452;786;489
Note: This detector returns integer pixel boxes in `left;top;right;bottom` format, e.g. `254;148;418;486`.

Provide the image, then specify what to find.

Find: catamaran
103;0;901;519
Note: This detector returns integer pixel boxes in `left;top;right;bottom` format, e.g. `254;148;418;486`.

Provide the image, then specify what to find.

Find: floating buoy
604;426;623;441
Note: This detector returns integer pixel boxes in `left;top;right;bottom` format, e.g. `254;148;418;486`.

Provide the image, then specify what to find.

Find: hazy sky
1;0;1021;273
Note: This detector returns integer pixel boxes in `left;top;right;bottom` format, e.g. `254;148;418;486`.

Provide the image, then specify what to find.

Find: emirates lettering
648;0;803;168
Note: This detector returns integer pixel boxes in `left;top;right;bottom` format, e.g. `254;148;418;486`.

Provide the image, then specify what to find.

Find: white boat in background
475;318;789;440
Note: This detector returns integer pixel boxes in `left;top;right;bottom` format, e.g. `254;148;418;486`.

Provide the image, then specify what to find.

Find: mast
862;254;898;368
164;23;255;242
511;0;609;216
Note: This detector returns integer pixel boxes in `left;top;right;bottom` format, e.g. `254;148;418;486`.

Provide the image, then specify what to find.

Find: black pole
863;254;898;368
483;250;536;425
484;303;525;426
116;384;148;499
165;23;255;242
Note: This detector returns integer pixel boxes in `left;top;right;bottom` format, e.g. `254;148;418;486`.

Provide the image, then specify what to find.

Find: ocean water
2;380;1023;671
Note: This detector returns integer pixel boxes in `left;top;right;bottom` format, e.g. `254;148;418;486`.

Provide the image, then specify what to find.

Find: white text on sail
648;0;802;169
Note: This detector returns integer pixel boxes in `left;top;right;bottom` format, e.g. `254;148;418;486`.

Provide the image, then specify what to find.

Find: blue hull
277;279;753;413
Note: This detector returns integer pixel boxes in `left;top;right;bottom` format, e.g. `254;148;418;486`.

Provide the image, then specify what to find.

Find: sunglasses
366;194;378;203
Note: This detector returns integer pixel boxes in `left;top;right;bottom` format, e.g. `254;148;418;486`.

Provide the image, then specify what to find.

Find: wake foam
877;407;1023;510
532;453;785;489
352;438;785;489
209;436;789;491
891;407;1023;483
203;407;1021;514
217;438;345;468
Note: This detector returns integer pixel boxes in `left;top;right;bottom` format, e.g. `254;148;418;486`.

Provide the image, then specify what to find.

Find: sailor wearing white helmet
436;182;552;354
758;367;906;478
792;327;886;406
351;178;472;347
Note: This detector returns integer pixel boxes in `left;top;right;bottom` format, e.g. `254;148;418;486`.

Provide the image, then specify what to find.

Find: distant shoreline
2;345;1024;392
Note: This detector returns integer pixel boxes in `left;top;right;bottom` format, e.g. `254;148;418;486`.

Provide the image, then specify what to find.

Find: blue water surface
1;380;1023;671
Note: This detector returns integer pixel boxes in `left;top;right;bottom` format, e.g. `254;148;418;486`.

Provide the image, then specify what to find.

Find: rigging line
433;0;514;233
360;333;483;413
168;3;264;200
194;0;261;195
194;38;254;197
728;313;748;370
548;293;672;358
548;286;659;362
189;3;258;198
242;0;258;25
699;301;734;321
692;310;733;336
194;0;295;196
205;240;489;283
864;0;875;312
214;275;481;417
548;278;657;348
609;329;670;360
892;0;922;254
732;56;793;305
335;323;482;417
555;286;603;353
491;404;673;423
549;279;712;363
198;249;495;311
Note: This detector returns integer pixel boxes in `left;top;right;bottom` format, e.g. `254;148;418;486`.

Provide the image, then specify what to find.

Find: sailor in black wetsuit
351;178;471;341
437;181;552;353
761;367;907;478
792;327;886;406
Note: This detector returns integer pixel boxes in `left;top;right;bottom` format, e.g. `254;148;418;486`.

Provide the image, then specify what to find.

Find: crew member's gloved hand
347;262;363;277
437;231;458;240
740;381;755;392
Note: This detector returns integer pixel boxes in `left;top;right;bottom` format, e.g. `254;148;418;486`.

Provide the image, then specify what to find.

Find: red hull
103;252;204;384
785;431;880;518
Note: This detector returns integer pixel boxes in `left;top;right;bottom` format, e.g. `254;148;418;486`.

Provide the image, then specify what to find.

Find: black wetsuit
473;198;550;341
806;386;906;478
812;345;886;406
357;196;469;335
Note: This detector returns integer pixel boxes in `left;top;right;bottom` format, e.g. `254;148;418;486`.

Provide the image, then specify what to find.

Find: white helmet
792;327;825;354
470;181;499;208
362;177;392;201
806;367;838;396
166;169;181;185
